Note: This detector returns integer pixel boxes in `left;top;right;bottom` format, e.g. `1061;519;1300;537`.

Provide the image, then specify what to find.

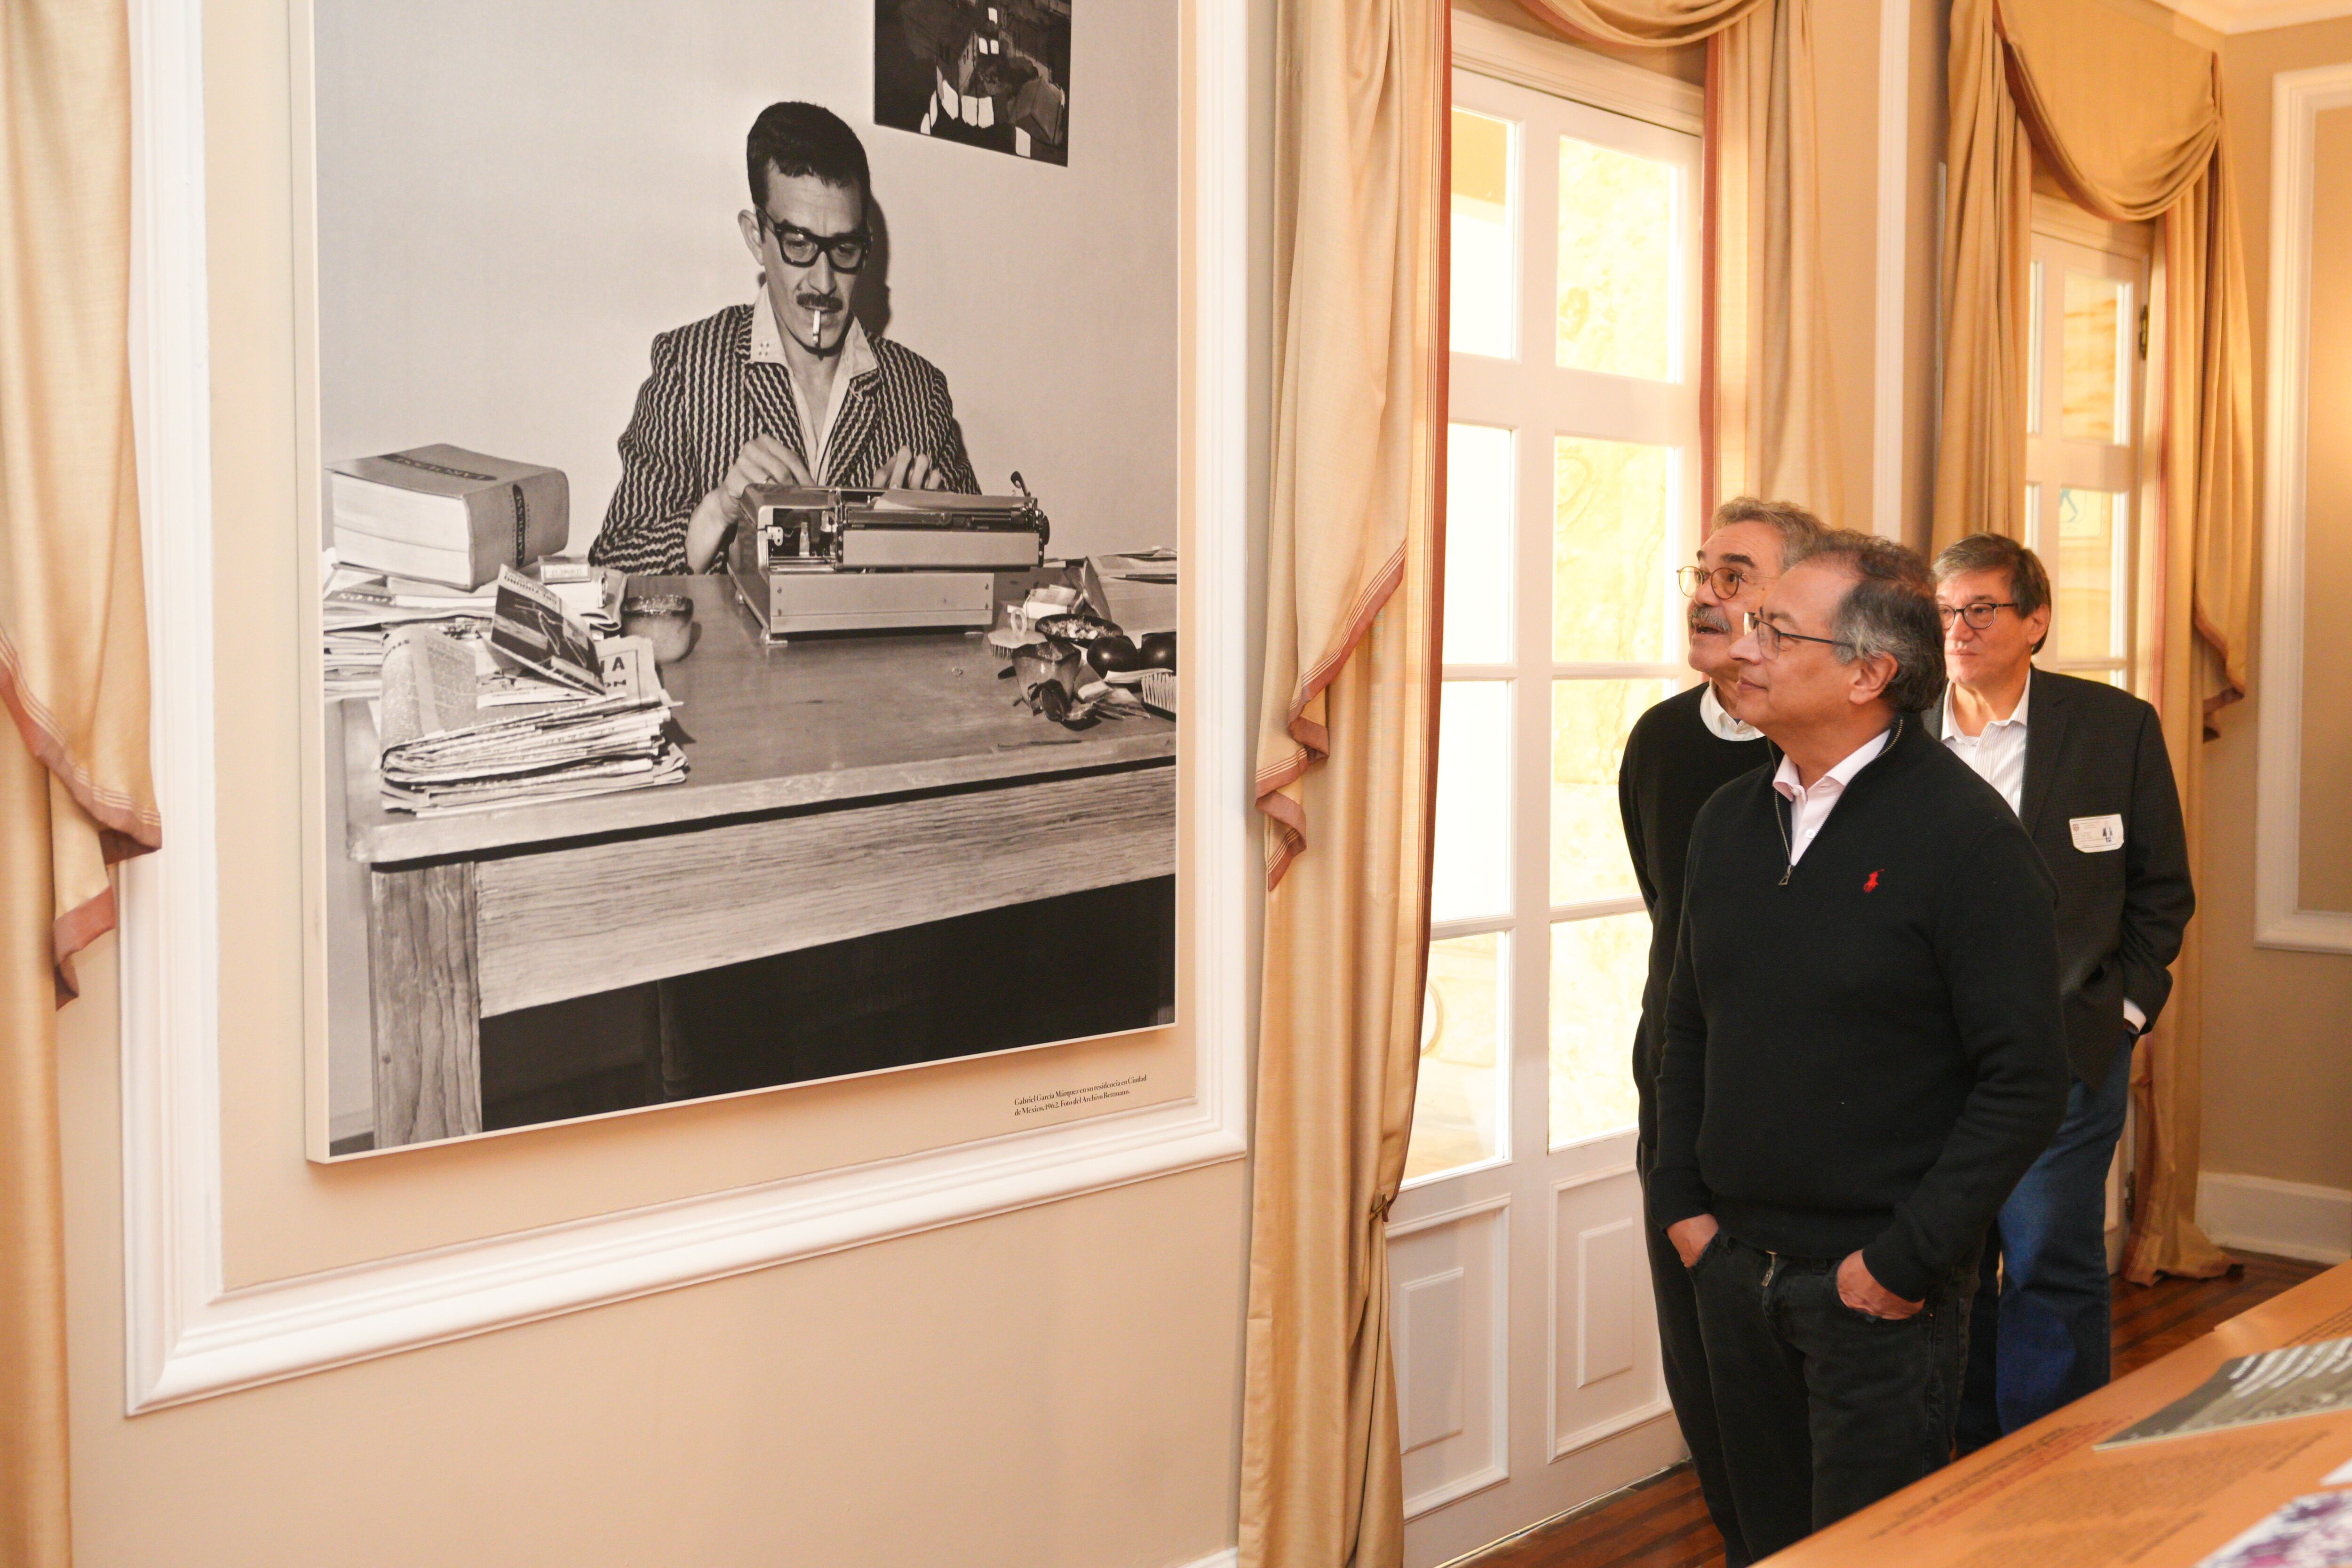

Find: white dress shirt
1939;670;2031;816
748;285;880;482
1771;725;1895;865
1700;683;1763;742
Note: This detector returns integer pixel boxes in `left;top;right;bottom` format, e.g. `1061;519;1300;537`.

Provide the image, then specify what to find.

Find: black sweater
1616;685;1772;1154
1648;716;2071;1302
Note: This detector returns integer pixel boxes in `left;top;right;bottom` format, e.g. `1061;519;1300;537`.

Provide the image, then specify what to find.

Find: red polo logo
1864;870;1881;892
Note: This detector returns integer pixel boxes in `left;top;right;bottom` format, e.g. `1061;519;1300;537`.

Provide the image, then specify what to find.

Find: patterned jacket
588;302;977;574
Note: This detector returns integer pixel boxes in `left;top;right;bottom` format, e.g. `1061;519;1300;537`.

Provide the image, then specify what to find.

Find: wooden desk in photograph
339;573;1176;1151
1774;1260;2352;1568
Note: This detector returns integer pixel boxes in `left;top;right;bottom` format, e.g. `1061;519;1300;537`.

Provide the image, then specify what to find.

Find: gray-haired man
1649;532;2070;1556
1618;497;1824;1568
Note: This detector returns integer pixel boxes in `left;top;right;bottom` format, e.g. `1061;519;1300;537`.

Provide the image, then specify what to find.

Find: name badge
2070;814;2125;852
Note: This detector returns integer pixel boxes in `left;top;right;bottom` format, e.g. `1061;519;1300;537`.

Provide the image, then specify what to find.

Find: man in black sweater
1650;532;2070;1558
1618;496;1823;1568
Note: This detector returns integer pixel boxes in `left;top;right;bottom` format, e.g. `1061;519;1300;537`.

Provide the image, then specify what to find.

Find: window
1408;80;1700;1183
2025;215;2149;689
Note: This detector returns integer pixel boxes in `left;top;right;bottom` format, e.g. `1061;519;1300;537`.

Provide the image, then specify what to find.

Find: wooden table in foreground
1768;1260;2352;1567
343;574;1176;1150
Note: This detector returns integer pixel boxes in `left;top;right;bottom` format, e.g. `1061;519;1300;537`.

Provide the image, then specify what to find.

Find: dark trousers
1638;1152;1753;1568
1958;1037;2134;1452
1688;1232;1977;1560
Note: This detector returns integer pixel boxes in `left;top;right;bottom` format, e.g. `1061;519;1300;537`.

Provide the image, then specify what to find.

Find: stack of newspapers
373;567;685;815
323;556;619;702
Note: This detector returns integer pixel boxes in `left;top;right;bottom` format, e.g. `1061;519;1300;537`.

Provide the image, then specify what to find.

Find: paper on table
2325;1454;2352;1488
2192;1489;2352;1568
2101;1337;2352;1449
378;625;479;747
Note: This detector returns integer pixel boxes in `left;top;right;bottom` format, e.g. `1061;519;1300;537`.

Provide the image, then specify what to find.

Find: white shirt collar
749;284;878;478
1772;723;1896;801
1939;667;2033;742
1698;683;1763;743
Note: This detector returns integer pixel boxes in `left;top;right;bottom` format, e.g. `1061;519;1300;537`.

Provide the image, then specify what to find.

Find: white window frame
2025;197;2152;691
1414;30;1702;1189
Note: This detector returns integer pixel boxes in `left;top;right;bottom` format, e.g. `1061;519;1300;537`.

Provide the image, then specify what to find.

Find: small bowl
620;593;697;664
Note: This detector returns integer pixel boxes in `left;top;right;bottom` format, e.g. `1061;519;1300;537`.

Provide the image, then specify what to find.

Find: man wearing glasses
1649;532;2068;1559
592;101;977;575
1932;533;2193;1454
1616;496;1822;1568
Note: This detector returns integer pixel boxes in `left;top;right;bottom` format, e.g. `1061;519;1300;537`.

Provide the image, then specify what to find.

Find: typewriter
727;481;1051;640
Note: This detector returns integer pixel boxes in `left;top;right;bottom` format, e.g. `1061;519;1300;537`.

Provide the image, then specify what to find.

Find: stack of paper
327;444;568;590
322;556;618;702
372;567;685;816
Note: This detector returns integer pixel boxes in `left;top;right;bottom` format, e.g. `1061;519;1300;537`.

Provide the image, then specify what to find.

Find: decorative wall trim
1872;0;1910;541
2154;0;2352;35
2199;1172;2352;1266
2254;62;2352;956
1170;1550;1240;1568
119;0;1253;1413
1452;12;1705;137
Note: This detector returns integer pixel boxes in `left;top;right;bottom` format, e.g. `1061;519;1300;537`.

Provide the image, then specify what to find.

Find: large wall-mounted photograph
310;0;1178;1156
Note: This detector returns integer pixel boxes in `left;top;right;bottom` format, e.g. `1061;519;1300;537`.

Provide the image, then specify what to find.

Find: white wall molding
119;0;1252;1413
2200;1173;2352;1266
2254;62;2352;956
1452;12;1704;136
1170;1551;1240;1568
2155;0;2352;34
1872;0;1910;541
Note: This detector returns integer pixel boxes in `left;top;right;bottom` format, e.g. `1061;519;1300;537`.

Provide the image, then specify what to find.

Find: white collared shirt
749;285;880;482
1771;726;1895;864
1939;670;2032;817
1699;683;1763;743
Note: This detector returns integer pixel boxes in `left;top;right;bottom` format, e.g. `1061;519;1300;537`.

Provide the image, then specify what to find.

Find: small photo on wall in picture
874;0;1071;165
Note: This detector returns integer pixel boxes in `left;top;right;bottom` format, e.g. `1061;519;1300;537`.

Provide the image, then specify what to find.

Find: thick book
327;444;568;591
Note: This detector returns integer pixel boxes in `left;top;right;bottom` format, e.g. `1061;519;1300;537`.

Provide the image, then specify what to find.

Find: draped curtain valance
1938;0;2254;1285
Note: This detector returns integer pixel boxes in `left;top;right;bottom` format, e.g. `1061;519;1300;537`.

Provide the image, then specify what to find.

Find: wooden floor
1452;1251;2327;1568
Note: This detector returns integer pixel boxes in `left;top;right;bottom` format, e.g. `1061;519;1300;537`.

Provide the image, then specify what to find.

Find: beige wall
2296;106;2352;912
2200;17;2352;1195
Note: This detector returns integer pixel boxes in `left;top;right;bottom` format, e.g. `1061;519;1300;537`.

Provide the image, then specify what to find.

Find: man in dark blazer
591;101;977;576
1932;533;2195;1450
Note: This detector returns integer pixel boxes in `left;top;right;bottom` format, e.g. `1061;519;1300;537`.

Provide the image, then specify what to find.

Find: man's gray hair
1786;530;1946;712
1933;531;2052;653
1711;496;1827;565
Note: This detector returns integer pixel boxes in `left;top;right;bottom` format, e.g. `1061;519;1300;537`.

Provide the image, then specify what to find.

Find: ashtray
620;593;697;664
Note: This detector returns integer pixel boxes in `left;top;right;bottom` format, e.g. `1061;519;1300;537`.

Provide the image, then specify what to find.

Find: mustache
1688;604;1733;634
795;292;845;312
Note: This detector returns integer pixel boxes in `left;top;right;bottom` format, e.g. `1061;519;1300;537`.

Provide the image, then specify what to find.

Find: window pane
2053;488;2121;663
1452;109;1517;359
1556;137;1673;379
1549;913;1646;1148
1552;679;1671;906
1554;437;1670;664
2062;273;2124;443
1431;680;1513;923
1407;932;1508;1182
1445;425;1515;665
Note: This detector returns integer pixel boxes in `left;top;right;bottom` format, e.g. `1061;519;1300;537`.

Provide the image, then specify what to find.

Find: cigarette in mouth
810;305;825;337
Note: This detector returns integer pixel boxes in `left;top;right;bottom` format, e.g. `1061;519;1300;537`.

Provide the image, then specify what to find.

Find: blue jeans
1957;1036;2134;1451
1688;1232;1979;1560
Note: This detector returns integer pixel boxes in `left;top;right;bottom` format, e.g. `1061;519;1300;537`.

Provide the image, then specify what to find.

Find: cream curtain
1936;0;2251;1282
1519;0;1846;518
1241;0;1447;1559
2;2;160;1562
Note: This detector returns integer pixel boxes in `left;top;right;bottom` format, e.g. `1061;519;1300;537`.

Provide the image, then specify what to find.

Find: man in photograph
1617;496;1822;1568
1650;532;2069;1559
1933;533;2194;1452
591;101;978;576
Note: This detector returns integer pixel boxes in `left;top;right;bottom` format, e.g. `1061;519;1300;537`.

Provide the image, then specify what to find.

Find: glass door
1391;61;1703;1568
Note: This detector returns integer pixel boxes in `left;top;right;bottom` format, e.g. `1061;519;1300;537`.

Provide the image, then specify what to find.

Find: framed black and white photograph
307;0;1180;1156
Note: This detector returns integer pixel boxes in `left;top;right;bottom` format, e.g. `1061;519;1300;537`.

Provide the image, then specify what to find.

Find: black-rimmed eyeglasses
761;212;871;273
1744;610;1850;660
1936;601;2019;630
